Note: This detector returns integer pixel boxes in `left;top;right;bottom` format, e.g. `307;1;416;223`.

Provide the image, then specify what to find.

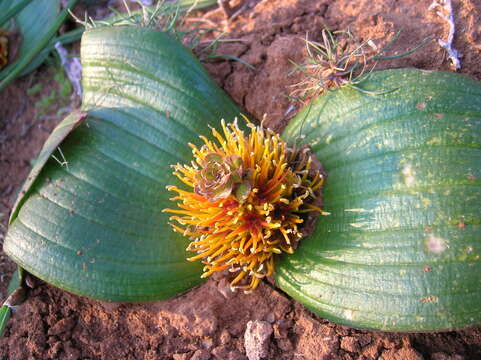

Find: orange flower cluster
164;118;323;291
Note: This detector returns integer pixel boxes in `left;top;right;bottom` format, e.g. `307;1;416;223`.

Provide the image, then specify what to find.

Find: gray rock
244;320;273;360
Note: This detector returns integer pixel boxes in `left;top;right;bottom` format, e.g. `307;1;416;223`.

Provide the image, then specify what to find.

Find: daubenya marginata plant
2;19;480;332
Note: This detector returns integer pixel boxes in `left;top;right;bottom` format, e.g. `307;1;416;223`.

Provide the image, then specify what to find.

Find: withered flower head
163;117;324;292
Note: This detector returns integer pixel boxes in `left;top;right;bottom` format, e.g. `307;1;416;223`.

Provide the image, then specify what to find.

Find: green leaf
6;268;24;296
0;305;10;337
1;268;25;338
0;0;79;91
14;0;220;75
4;26;242;301
234;181;251;202
0;0;31;29
15;0;60;74
10;110;87;223
0;0;59;80
175;0;218;8
276;69;481;331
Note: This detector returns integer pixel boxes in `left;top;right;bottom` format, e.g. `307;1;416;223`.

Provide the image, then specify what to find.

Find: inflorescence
163;118;323;292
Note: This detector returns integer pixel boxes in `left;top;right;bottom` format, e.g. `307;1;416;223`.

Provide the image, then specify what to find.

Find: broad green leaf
277;69;481;331
10;110;87;223
4;26;242;301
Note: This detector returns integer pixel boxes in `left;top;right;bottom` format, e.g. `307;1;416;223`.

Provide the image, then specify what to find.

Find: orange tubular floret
164;117;323;292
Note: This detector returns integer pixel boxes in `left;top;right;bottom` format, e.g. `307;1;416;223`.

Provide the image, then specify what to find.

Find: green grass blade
0;0;78;91
204;54;255;70
0;0;60;82
0;0;32;28
24;28;85;70
175;0;217;8
0;305;11;337
6;268;23;296
0;268;26;338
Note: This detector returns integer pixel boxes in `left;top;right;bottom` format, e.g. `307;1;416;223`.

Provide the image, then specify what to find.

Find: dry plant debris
288;29;433;102
54;42;82;97
429;0;462;69
288;29;374;101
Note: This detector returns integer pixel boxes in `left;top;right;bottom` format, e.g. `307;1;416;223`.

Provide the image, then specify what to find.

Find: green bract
3;25;481;331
